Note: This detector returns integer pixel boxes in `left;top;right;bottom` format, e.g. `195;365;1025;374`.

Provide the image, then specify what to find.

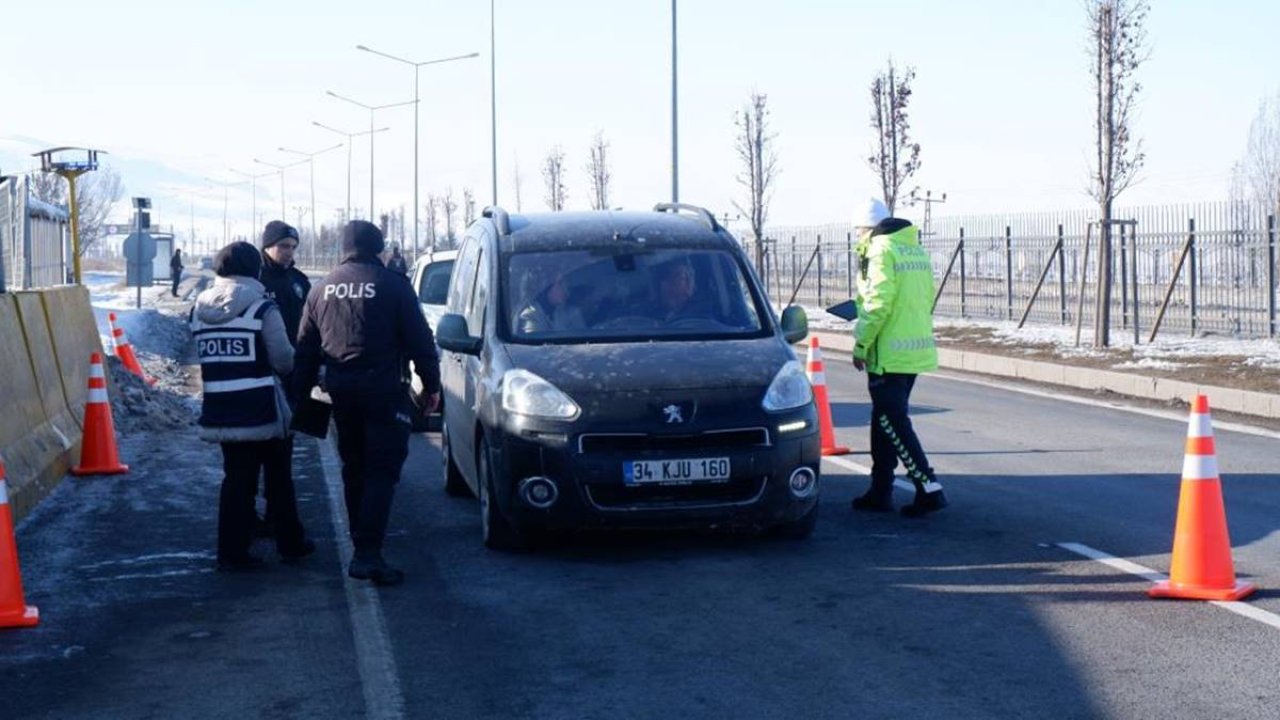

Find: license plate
624;457;730;484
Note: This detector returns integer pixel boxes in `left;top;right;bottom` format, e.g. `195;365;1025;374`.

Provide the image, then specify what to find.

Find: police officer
294;221;440;586
848;199;947;518
255;220;312;538
191;241;314;570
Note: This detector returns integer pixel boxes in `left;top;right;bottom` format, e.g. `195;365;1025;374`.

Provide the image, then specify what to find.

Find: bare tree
585;132;611;210
543;147;567;211
463;187;476;227
1087;0;1149;347
1243;91;1280;213
866;60;921;215
423;195;439;251
29;165;125;256
441;189;458;247
512;153;524;212
732;93;779;272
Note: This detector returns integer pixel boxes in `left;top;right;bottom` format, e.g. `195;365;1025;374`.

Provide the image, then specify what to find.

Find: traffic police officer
294;220;440;586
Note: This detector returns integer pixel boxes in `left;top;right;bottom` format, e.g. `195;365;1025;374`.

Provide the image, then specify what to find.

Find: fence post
1189;218;1198;336
1119;223;1129;329
1269;214;1276;338
816;234;824;306
1057;223;1067;324
959;227;967;318
1131;222;1140;344
790;235;797;300
846;231;853;301
1005;225;1013;320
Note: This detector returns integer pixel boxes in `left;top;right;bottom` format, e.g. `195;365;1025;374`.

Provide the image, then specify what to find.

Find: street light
229;168;275;233
278;143;343;249
355;44;479;259
671;0;679;203
313;121;390;223
325;90;416;224
253;156;308;220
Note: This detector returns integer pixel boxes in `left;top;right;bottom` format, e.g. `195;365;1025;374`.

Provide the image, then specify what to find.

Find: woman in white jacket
191;242;314;570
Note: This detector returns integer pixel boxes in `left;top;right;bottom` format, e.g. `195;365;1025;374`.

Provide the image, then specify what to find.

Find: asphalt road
3;357;1279;719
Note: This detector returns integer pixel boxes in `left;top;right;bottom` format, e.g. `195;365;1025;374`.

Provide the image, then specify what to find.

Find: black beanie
342;220;385;257
261;220;299;249
214;241;263;279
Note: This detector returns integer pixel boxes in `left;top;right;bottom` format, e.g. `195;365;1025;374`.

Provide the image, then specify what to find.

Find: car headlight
502;369;581;420
761;360;813;412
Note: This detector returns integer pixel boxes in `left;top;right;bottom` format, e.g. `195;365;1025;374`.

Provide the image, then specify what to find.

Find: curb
807;329;1280;420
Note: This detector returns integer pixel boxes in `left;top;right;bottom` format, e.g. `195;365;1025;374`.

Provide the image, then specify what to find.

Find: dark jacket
260;253;312;344
387;252;408;276
294;254;440;400
170;251;184;273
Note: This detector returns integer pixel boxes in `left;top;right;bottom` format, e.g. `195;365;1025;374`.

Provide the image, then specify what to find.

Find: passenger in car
517;267;586;334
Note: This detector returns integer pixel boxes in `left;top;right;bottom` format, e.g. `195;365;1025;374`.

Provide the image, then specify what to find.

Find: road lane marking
317;435;406;720
822;454;916;494
930;371;1280;441
1058;542;1280;631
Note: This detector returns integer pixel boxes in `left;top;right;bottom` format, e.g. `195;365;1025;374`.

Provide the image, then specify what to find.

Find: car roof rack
482;205;511;236
652;202;723;232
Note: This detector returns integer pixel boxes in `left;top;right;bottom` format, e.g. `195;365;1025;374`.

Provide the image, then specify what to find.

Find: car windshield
503;248;769;343
418;260;454;305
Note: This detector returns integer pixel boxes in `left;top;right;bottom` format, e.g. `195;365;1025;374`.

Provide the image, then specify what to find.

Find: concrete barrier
41;285;105;430
0;295;72;520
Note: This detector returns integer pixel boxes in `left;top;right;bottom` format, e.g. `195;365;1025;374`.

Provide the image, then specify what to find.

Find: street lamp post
313;122;390;224
355;45;479;259
229;168;274;233
671;0;679;204
325;91;415;226
279;143;343;245
253;156;308;221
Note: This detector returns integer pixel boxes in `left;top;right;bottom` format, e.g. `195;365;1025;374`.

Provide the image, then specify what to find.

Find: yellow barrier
41;285;105;430
0;295;70;520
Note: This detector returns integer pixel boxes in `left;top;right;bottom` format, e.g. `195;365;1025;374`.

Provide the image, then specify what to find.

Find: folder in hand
291;396;332;438
825;299;858;321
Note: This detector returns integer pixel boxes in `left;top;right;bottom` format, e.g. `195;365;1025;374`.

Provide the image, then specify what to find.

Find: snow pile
105;356;198;435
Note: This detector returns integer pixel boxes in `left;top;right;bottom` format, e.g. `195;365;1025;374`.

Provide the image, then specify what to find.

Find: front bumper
486;407;820;532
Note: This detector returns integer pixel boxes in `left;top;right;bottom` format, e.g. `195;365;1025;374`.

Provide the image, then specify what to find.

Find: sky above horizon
2;0;1277;249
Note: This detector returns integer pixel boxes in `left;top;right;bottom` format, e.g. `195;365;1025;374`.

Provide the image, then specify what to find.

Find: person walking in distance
169;247;184;297
254;220;312;538
294;221;440;586
191;241;315;570
848;199;947;518
387;244;408;276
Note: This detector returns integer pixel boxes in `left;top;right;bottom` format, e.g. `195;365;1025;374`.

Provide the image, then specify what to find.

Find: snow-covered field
799;302;1280;372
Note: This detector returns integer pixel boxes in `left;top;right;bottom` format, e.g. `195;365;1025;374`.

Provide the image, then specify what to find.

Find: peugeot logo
662;404;684;424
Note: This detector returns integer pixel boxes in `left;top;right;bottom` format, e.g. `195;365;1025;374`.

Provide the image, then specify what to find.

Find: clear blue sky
2;0;1277;244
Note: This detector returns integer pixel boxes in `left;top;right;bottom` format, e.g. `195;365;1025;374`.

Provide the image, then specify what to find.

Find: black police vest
191;299;279;429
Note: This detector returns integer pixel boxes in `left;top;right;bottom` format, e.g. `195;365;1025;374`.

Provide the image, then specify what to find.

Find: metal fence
0;175;71;292
751;201;1280;341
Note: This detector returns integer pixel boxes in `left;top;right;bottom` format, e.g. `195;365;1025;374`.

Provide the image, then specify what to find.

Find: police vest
191;300;279;429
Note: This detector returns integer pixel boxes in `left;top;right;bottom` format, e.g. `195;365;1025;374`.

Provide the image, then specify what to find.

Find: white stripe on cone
90;363;104;379
0;480;8;505
1182;454;1220;481
88;388;109;404
1187;414;1213;438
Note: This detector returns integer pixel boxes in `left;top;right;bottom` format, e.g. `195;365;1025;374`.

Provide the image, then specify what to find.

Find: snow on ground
83;271;201;432
797;302;1280;371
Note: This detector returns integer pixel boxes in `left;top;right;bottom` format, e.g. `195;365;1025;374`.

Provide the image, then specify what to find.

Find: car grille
585;478;768;511
577;427;770;455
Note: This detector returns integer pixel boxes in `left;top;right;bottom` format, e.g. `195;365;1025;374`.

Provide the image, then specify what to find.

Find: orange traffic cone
71;353;129;476
107;312;153;385
0;461;39;628
806;337;850;456
1148;395;1255;601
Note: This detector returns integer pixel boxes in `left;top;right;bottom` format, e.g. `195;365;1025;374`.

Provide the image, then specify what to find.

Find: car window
503;247;770;343
466;247;488;334
448;241;479;315
418;260;455;305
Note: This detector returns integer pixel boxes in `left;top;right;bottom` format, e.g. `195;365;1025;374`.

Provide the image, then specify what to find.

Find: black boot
348;554;405;586
900;490;948;518
851;492;894;512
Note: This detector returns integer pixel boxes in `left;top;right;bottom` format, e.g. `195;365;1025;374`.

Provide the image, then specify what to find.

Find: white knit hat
856;198;890;228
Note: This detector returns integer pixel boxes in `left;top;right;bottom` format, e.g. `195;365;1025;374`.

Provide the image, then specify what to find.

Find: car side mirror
436;313;482;355
780;305;808;344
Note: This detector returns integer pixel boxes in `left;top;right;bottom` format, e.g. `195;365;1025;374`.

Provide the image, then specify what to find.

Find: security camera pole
33;146;104;284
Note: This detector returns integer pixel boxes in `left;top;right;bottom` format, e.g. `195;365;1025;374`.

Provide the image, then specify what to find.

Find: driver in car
650;259;698;323
517;266;586;334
